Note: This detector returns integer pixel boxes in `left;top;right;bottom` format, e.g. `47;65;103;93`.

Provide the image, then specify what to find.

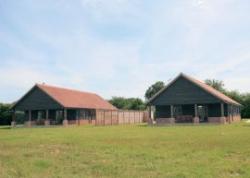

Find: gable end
13;86;63;110
150;76;222;105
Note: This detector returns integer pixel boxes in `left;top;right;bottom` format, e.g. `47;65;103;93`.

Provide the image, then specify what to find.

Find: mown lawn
1;122;250;178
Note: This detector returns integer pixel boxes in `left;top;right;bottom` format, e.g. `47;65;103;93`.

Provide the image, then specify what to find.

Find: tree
0;103;12;125
127;98;146;110
241;93;250;118
109;97;146;110
205;79;225;92
224;90;243;104
145;81;165;100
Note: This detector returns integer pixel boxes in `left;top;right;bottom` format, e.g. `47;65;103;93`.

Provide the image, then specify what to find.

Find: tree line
1;79;250;125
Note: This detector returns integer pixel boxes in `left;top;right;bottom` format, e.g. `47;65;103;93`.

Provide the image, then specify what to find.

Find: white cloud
1;0;250;103
80;0;143;23
0;66;61;89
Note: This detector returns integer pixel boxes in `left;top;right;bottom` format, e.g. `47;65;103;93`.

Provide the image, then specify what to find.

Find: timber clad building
148;73;241;124
11;73;241;126
12;84;117;126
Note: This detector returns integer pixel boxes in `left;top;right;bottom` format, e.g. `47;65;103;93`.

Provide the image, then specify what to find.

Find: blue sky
1;0;250;103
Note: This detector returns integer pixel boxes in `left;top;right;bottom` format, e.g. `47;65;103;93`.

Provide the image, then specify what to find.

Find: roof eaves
181;74;242;106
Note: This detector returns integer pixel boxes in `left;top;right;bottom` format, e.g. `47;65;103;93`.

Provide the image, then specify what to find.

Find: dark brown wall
155;104;196;118
151;76;221;105
155;105;171;118
14;86;62;110
207;104;221;117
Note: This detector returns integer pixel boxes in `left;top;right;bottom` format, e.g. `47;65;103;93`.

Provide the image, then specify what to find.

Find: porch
152;103;228;124
13;108;96;126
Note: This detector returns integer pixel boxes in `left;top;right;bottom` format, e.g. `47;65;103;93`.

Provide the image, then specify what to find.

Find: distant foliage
0;103;12;125
109;97;146;110
145;81;165;101
241;94;250;118
205;79;225;93
205;79;250;118
225;91;250;118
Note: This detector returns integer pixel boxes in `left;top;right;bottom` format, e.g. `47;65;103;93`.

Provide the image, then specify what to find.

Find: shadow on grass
0;126;11;129
138;123;226;128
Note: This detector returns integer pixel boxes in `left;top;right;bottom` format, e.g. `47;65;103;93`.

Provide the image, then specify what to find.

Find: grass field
1;122;250;178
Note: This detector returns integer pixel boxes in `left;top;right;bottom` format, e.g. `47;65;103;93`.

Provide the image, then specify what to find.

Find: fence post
134;111;136;124
116;111;118;125
95;110;97;126
115;111;118;125
111;110;113;125
103;111;105;126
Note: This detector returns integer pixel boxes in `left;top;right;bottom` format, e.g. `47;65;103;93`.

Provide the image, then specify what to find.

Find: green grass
1;122;250;178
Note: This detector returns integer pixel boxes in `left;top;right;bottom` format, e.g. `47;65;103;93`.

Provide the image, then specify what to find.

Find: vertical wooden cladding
14;86;62;110
95;110;148;126
151;76;221;105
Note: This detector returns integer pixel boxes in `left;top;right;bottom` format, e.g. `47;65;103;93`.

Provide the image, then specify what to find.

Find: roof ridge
36;83;116;110
36;83;97;96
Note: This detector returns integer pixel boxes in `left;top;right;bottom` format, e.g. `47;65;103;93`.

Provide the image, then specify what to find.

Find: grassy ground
1;121;250;178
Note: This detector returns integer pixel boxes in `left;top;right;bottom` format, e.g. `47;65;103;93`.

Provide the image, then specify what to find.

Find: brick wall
208;117;226;124
156;118;175;125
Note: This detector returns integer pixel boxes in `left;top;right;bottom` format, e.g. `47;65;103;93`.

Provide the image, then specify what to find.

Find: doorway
197;105;208;122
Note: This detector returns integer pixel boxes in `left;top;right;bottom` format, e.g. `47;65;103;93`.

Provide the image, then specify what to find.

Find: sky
1;0;250;103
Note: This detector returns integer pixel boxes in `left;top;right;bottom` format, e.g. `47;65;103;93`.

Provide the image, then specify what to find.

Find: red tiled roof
148;73;241;106
183;74;241;106
37;84;117;110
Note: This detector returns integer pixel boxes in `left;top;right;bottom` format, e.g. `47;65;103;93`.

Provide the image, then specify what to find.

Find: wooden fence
95;110;148;126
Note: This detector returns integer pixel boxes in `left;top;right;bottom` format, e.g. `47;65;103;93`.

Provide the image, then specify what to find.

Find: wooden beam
170;105;174;118
29;110;31;121
64;109;67;120
11;110;16;127
12;110;16;122
76;110;80;125
46;110;49;120
194;104;198;117
149;106;151;119
221;103;224;117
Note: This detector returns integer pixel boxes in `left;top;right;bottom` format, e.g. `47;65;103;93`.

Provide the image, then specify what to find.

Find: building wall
14;86;62;110
151;76;221;105
155;104;195;118
155;105;171;118
182;105;195;116
67;109;77;120
207;104;221;117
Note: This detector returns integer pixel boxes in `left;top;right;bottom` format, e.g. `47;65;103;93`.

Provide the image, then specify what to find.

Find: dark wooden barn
147;73;241;124
11;84;117;126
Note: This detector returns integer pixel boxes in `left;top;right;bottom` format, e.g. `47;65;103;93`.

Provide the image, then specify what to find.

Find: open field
1;121;250;178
